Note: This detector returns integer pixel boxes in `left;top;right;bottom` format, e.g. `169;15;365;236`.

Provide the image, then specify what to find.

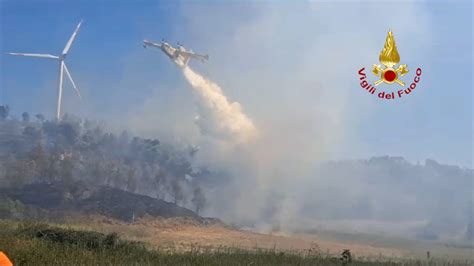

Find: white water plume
182;66;258;144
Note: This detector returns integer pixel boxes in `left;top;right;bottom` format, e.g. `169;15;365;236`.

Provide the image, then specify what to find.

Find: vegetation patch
1;220;472;266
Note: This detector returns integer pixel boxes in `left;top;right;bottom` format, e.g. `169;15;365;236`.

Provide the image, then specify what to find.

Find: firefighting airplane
143;39;208;67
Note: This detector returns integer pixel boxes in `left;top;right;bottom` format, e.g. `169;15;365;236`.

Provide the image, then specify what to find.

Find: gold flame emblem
372;30;408;86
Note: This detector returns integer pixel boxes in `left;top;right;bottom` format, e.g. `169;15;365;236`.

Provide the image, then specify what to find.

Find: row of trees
0;107;206;214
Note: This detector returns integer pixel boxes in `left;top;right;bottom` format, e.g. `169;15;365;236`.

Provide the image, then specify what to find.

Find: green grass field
0;220;472;266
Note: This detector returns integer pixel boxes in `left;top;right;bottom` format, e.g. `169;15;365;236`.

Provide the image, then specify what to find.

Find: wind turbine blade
6;53;59;59
62;20;83;55
62;63;81;99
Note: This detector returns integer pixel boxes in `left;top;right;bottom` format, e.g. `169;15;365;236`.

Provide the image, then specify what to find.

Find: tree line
0;106;206;214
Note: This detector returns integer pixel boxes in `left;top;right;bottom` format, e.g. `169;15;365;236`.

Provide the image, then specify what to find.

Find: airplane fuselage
143;39;206;67
161;43;190;66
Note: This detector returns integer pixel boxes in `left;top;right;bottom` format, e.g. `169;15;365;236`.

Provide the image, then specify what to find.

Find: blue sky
0;1;472;167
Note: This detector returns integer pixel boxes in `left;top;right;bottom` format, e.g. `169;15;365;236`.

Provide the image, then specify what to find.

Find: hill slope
0;182;201;222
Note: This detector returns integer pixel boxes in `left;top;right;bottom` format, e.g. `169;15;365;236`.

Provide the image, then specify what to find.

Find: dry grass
1;219;473;265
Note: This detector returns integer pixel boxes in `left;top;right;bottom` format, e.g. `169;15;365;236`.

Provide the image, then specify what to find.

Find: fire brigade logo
357;30;423;100
372;30;408;86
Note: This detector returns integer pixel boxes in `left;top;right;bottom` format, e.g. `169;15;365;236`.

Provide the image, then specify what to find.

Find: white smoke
182;66;258;144
127;1;442;238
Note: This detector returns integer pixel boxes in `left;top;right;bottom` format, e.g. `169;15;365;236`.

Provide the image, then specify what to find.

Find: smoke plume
182;67;257;144
125;2;470;242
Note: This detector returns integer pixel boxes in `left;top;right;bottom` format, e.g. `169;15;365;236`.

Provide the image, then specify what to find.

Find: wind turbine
7;20;83;120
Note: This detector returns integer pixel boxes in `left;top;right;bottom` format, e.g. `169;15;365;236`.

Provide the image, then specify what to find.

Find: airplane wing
176;50;209;62
143;40;162;49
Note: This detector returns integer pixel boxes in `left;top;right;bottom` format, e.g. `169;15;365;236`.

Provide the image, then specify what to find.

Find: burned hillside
0;182;208;222
0;108;207;215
